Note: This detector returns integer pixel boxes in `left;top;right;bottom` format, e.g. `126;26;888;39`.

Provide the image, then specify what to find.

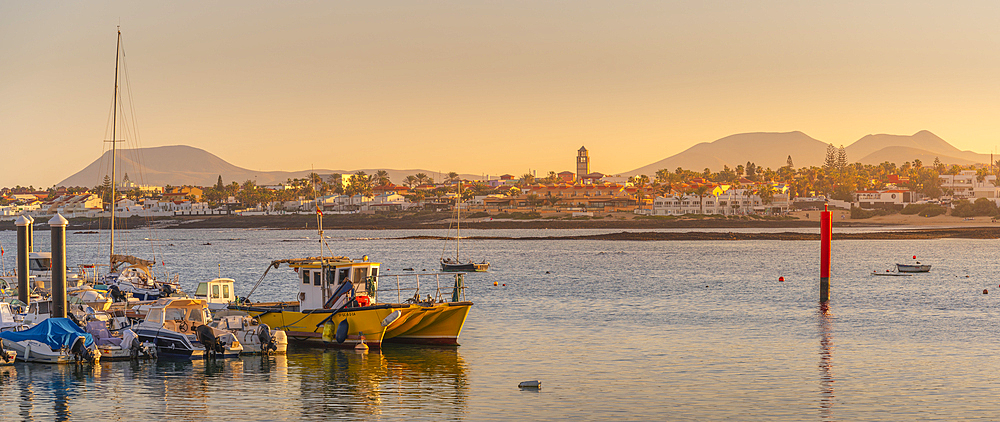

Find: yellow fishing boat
236;257;472;348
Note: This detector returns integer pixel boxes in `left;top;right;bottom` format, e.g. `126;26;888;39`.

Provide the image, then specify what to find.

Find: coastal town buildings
651;186;790;216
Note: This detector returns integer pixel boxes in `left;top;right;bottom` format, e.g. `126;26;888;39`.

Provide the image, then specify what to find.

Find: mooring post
820;204;832;302
49;213;68;318
15;215;30;304
26;215;34;253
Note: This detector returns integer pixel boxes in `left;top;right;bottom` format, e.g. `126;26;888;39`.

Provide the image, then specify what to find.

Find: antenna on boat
312;165;329;306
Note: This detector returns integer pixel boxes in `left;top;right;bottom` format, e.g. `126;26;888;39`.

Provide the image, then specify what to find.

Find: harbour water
1;228;999;420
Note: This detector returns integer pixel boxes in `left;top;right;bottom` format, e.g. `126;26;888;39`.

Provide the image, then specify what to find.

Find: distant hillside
854;146;978;166
847;131;990;165
57;145;477;187
623;131;828;177
624;130;991;176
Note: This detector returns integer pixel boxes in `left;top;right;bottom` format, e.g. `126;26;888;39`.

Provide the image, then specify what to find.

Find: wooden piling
49;214;68;318
15;215;29;304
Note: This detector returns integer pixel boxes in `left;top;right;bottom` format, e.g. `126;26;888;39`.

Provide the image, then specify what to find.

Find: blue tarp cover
0;318;94;349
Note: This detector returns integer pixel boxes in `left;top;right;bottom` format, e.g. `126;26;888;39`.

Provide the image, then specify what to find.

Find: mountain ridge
621;130;991;176
57;145;479;188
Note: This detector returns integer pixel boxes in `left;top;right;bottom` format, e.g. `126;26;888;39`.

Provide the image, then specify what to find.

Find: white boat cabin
195;278;236;308
143;298;213;333
291;257;379;311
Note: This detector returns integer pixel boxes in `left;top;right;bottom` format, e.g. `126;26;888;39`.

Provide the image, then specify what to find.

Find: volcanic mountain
56;145;472;188
622;130;990;176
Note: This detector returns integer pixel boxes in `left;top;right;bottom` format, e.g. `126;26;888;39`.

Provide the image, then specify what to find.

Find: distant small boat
896;263;931;273
441;181;489;272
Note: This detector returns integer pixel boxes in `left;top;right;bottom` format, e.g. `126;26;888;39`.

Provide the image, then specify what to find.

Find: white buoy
355;333;369;352
518;380;541;388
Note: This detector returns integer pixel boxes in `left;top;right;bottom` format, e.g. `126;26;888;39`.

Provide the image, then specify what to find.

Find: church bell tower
576;146;590;182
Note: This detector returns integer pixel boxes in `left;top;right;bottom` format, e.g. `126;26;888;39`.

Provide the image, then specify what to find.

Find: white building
652;187;789;216
854;189;919;209
939;170;986;199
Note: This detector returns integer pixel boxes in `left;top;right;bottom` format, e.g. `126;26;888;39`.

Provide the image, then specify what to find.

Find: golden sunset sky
3;1;1000;187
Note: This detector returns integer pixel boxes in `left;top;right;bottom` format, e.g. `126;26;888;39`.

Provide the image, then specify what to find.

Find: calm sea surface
1;227;999;420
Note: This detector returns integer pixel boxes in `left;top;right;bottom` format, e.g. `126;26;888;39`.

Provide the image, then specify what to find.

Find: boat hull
896;264;931;273
1;339;101;364
135;326;241;359
233;329;288;355
240;305;394;349
441;262;489;272
383;302;473;346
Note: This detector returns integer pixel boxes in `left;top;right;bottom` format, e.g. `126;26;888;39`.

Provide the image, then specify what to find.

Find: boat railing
372;272;468;304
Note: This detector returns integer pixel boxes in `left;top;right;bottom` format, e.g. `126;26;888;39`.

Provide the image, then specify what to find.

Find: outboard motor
67;311;84;327
196;325;224;358
257;324;277;353
0;341;11;364
108;284;126;303
70;336;96;364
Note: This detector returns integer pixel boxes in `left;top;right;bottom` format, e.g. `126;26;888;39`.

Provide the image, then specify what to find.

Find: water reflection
0;346;467;421
8;362;100;421
818;303;834;420
293;345;468;420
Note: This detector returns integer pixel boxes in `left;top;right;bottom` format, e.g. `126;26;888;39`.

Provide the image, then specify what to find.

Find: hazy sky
3;1;1000;187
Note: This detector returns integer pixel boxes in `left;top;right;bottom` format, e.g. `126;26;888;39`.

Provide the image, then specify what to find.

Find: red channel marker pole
820;203;832;302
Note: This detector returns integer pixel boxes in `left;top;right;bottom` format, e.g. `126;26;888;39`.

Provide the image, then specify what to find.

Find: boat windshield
146;308;163;324
165;307;186;321
188;308;205;324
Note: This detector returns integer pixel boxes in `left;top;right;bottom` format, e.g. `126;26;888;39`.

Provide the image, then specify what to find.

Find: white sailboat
441;181;489;272
99;28;181;300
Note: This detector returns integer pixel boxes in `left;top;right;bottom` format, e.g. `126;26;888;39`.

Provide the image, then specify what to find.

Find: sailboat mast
109;28;121;267
456;180;461;261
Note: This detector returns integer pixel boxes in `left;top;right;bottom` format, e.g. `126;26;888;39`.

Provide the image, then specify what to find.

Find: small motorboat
896;263;931;273
83;321;156;360
135;297;243;359
209;311;287;354
0;318;100;364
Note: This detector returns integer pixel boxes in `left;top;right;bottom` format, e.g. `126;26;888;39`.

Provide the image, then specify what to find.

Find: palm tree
374;170;391;187
693;185;712;214
405;175;418;188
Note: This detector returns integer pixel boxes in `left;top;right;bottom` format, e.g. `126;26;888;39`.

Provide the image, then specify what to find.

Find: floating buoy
984;289;989;295
778;276;784;282
518;380;541;388
355;333;369;352
494;281;498;286
502;284;506;287
913;255;917;259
